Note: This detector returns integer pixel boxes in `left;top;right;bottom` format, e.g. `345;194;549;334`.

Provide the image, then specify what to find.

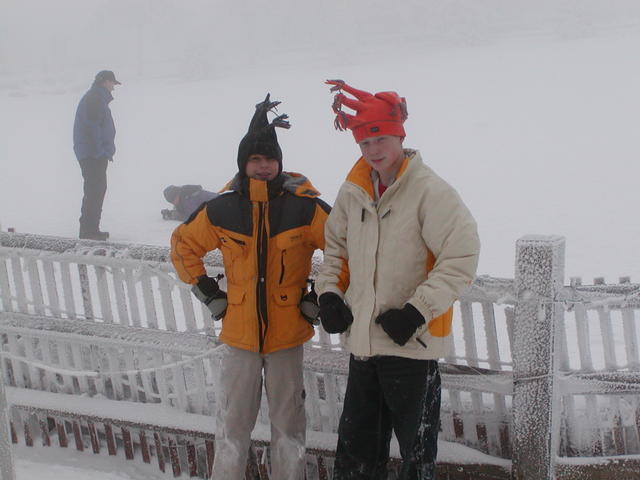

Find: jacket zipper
256;202;268;352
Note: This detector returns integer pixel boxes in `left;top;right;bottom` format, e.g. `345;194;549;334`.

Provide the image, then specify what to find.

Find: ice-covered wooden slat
323;372;340;433
25;257;46;316
171;355;189;412
123;349;139;402
0;257;13;313
153;351;170;405
199;302;211;330
9;256;28;314
94;265;113;323
88;342;106;396
106;348;124;400
569;307;602;455
621;307;639;369
179;286;198;333
111;267;130;326
6;334;26;388
595;305;626;454
481;302;510;456
123;267;142;328
158;274;177;331
504;307;515;363
21;335;41;390
57;341;76;394
460;300;478;367
41;259;61;318
303;371;323;431
141;272;158;329
482;302;502;368
574;303;594;371
87;421;100;453
70;343;90;393
597;306;618;370
189;359;209;415
459;300;487;449
59;262;77;320
139;356;158;404
39;338;59;392
77;263;94;320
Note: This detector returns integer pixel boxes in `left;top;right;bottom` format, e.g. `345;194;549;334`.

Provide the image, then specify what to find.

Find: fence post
511;235;565;480
0;368;16;480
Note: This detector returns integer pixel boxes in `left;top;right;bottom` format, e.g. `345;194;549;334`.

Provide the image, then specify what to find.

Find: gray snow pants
211;344;306;480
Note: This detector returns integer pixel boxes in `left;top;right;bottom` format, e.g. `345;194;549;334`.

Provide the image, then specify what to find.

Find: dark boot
79;230;109;241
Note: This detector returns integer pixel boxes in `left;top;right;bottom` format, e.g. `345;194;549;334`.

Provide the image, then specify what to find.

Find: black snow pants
77;157;108;233
333;355;441;480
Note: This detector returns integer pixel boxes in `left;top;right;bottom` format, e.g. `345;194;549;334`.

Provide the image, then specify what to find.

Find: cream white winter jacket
316;150;480;360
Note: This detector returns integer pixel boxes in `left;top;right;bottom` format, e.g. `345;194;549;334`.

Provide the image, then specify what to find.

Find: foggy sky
3;0;640;87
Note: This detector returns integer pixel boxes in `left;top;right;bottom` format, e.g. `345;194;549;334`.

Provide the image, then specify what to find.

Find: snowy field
2;0;640;478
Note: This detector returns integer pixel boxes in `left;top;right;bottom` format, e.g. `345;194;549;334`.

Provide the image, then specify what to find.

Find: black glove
299;281;320;326
375;303;425;346
318;292;353;334
192;275;227;320
197;275;220;296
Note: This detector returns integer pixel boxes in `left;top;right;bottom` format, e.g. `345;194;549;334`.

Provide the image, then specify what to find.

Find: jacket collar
222;172;320;202
345;149;417;201
91;84;114;103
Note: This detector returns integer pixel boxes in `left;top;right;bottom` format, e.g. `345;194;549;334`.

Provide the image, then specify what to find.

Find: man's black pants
77;157;108;233
333;355;441;480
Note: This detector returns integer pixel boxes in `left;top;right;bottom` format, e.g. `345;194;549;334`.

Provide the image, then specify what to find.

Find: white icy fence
1;232;640;474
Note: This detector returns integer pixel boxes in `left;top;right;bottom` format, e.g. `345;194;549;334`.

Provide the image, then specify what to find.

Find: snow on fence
0;232;639;479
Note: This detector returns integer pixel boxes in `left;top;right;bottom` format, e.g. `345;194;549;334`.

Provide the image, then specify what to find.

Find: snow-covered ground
13;444;176;480
2;1;640;477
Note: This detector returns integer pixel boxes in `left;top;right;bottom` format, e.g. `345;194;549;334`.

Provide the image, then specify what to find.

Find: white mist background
2;2;640;478
2;1;640;282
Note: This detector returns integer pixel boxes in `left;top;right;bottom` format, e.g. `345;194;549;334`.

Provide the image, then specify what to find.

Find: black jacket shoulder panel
316;198;332;215
206;192;253;236
269;192;318;238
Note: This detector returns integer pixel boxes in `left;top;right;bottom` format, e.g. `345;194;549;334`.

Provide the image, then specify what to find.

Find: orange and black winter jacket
171;172;330;354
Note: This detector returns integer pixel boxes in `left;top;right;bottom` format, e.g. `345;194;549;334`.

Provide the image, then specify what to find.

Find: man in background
73;70;120;241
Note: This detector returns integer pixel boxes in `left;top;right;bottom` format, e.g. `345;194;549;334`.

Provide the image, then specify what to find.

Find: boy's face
358;135;404;175
245;154;279;181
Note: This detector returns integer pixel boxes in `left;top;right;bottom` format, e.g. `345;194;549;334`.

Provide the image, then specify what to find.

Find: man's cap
163;185;180;203
95;70;122;85
326;80;407;143
237;93;290;176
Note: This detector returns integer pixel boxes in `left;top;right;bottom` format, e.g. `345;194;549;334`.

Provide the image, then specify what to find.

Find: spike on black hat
237;93;291;176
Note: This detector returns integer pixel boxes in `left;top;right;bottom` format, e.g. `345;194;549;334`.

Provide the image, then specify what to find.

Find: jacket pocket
271;286;311;343
218;235;248;283
275;230;308;286
272;286;302;307
221;286;247;342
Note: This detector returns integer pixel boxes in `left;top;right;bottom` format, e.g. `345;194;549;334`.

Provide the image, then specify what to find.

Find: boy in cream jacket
316;80;480;479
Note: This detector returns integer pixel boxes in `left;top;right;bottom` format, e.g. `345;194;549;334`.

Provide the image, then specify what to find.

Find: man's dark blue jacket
73;84;116;161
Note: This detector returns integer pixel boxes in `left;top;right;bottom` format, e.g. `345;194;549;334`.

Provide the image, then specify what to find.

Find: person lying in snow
161;184;218;221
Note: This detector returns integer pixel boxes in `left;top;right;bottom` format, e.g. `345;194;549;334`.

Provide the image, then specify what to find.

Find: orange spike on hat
325;80;408;143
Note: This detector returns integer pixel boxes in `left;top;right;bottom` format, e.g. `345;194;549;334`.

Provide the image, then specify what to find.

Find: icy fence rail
1;232;640;480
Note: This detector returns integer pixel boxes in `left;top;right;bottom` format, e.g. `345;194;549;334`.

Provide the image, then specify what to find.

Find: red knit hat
326;80;408;143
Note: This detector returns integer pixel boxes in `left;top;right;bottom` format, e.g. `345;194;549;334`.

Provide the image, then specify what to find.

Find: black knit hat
237;94;290;176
